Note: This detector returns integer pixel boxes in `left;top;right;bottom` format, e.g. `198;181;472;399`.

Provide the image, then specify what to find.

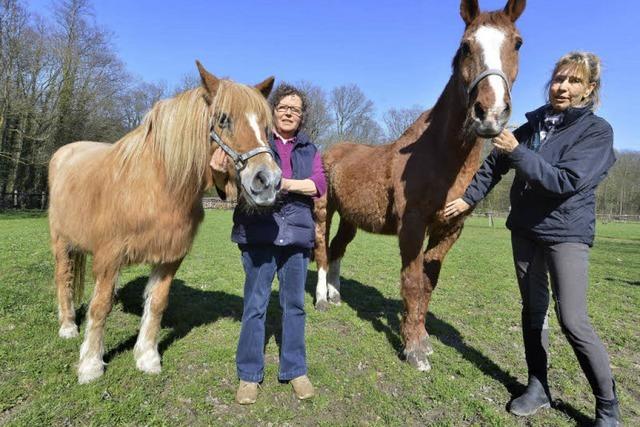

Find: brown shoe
290;375;314;400
236;380;258;405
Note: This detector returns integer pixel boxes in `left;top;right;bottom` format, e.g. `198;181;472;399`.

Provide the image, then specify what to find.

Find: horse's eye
515;38;523;51
461;41;471;56
218;113;231;130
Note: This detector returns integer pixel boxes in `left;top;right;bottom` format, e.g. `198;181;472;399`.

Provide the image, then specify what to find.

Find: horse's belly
333;186;396;234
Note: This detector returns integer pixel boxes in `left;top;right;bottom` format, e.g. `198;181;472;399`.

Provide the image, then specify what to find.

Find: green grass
1;212;638;426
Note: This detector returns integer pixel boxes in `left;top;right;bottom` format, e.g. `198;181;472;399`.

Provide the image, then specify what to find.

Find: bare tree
383;105;424;141
1;0;136;193
329;83;383;144
171;71;200;95
295;80;331;147
121;80;166;131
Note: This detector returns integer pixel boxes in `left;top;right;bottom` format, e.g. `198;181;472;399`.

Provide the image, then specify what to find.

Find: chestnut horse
48;61;281;383
314;0;526;371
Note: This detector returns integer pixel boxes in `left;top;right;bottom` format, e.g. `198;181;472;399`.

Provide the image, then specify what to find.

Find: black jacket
462;105;616;246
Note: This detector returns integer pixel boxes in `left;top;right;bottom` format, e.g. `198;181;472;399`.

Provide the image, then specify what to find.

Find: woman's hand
492;129;519;153
210;148;230;195
210;148;229;173
281;178;318;196
444;198;471;218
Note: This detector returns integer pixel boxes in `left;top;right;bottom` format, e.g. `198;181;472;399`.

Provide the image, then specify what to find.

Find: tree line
2;0;639;215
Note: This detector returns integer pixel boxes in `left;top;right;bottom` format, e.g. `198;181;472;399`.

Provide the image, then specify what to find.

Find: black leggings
511;233;614;400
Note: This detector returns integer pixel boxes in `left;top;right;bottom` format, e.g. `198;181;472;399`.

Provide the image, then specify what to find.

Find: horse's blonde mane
115;80;271;193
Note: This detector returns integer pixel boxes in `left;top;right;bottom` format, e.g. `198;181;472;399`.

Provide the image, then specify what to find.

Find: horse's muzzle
241;164;281;206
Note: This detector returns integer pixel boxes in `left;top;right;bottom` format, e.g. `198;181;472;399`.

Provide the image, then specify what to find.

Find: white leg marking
78;318;105;383
316;267;328;302
328;258;342;303
59;323;79;339
246;113;267;146
134;271;162;374
474;26;507;110
58;303;78;338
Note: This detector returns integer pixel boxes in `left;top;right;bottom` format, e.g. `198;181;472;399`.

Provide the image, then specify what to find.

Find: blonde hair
546;51;602;110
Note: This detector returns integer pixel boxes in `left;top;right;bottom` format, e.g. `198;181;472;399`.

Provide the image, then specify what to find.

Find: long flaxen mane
114;81;272;193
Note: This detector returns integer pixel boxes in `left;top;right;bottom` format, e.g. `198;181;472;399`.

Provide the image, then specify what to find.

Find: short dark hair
269;83;308;128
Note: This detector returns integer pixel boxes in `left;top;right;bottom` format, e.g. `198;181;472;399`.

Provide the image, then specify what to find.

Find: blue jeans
236;244;309;382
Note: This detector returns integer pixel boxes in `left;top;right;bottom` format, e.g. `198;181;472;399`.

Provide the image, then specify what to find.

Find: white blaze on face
246;112;266;146
474;26;507;110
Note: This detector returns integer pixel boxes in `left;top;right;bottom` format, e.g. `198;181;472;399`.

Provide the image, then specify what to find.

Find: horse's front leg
421;222;465;355
133;259;183;374
398;214;430;371
78;257;119;383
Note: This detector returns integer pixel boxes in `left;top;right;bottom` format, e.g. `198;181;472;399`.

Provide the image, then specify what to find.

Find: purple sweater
273;135;327;197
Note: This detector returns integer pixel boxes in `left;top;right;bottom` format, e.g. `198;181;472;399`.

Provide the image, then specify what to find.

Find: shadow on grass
605;277;640;286
102;275;287;366
305;270;591;426
103;276;244;363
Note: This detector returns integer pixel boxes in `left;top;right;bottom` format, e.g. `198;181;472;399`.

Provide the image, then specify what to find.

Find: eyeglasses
275;104;303;116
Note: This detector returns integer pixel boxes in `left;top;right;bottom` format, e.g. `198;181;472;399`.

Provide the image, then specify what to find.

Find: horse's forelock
211;80;272;128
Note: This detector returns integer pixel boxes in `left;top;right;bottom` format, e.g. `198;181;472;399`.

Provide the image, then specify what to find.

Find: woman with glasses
445;52;620;426
210;83;326;404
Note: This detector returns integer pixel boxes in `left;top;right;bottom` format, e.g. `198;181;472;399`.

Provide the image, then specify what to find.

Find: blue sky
28;0;639;150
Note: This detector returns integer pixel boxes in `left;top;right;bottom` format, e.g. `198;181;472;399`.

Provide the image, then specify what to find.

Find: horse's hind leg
52;235;84;338
78;256;118;383
326;217;357;305
134;259;182;374
314;197;333;311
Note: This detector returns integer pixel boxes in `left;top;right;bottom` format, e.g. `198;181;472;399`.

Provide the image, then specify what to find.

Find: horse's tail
70;251;87;306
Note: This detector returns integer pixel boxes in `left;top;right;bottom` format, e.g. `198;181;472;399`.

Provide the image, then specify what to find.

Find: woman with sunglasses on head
445;52;620;426
210;83;326;405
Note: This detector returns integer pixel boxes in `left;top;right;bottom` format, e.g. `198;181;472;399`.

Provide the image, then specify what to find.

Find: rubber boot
509;375;551;416
594;380;621;427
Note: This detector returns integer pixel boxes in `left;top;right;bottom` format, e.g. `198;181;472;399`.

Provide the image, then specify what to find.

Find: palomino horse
314;0;526;371
48;61;281;383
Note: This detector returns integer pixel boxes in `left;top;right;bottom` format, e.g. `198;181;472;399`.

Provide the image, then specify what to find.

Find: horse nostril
251;170;268;193
474;102;486;121
500;103;511;121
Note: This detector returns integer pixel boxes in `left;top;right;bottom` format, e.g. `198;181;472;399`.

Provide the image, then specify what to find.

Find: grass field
1;211;638;426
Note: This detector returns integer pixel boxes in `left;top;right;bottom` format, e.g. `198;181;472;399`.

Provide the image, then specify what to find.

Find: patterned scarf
532;110;564;152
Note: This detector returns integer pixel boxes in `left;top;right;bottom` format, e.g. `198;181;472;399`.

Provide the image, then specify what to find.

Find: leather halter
467;68;511;99
210;128;274;173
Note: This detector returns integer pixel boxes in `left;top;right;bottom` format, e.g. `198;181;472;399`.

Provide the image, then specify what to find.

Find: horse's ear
460;0;480;26
195;60;220;102
255;76;275;99
503;0;525;22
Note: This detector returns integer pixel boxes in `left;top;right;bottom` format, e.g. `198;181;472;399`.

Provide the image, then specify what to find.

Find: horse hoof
135;350;161;374
78;359;105;384
328;294;342;306
59;324;79;339
405;350;432;372
423;337;434;356
315;300;330;312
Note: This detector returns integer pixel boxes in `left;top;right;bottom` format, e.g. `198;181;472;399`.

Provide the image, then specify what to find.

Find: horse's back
49;141;111;186
321;109;433;234
48;141;113;243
